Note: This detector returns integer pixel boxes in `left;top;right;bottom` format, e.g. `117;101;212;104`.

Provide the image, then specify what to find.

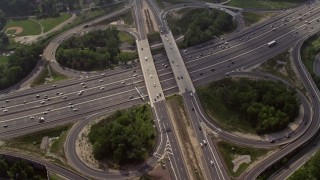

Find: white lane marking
2;89;138;123
185;6;320;65
5;76;144;109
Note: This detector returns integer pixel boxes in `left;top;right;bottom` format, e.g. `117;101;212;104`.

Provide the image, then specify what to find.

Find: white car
203;140;207;145
100;87;105;90
30;116;34;119
200;143;203;147
153;83;156;87
73;108;78;111
40;101;45;104
3;109;8;113
121;81;125;84
99;80;103;82
210;160;214;166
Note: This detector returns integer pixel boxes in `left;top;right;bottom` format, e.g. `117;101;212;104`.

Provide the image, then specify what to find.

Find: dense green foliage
198;78;300;134
289;150;320;179
0;44;42;90
0;156;46;179
0;32;9;50
168;9;235;47
88;105;155;164
0;10;6;30
57;28;137;71
301;35;320;90
0;0;116;18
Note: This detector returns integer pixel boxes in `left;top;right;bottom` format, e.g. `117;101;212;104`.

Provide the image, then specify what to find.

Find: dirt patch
75;119;102;170
6;26;23;34
148;164;172;180
167;97;205;180
142;0;159;34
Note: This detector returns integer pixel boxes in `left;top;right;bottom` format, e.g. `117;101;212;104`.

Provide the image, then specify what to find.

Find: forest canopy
198;78;300;134
56;28;137;71
88;105;156;164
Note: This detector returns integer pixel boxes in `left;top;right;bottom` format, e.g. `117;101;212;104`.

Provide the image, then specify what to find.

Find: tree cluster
88;105;156;164
56;28;137;71
0;156;45;179
0;44;42;90
0;10;6;31
0;32;9;50
209;78;299;134
289;150;320;179
0;0;80;18
0;0;117;18
182;9;235;47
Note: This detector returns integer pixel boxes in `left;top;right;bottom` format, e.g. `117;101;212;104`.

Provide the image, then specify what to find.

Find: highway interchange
1;0;320;179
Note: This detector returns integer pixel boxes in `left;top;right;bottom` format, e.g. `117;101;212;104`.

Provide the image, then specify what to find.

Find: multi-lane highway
2;0;320;179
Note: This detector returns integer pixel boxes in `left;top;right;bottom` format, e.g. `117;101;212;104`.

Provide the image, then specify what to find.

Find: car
286;134;291;138
210;160;214;166
129;96;134;99
153;83;156;87
177;76;180;80
200;143;204;147
144;57;147;61
99;80;103;82
211;69;215;71
81;82;84;85
100;87;105;90
73;108;78;111
69;102;73;105
52;85;56;87
203;140;207;145
36;95;40;98
39;117;45;123
40;101;45;104
23;100;27;104
5;100;9;103
47;98;51;101
59;93;64;95
269;139;275;143
121;81;125;84
56;92;60;95
3;109;8;113
83;85;87;88
30;116;34;119
62;96;67;99
3;125;8;128
46;108;51;111
44;95;48;99
69;105;74;108
101;73;105;76
133;74;137;77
